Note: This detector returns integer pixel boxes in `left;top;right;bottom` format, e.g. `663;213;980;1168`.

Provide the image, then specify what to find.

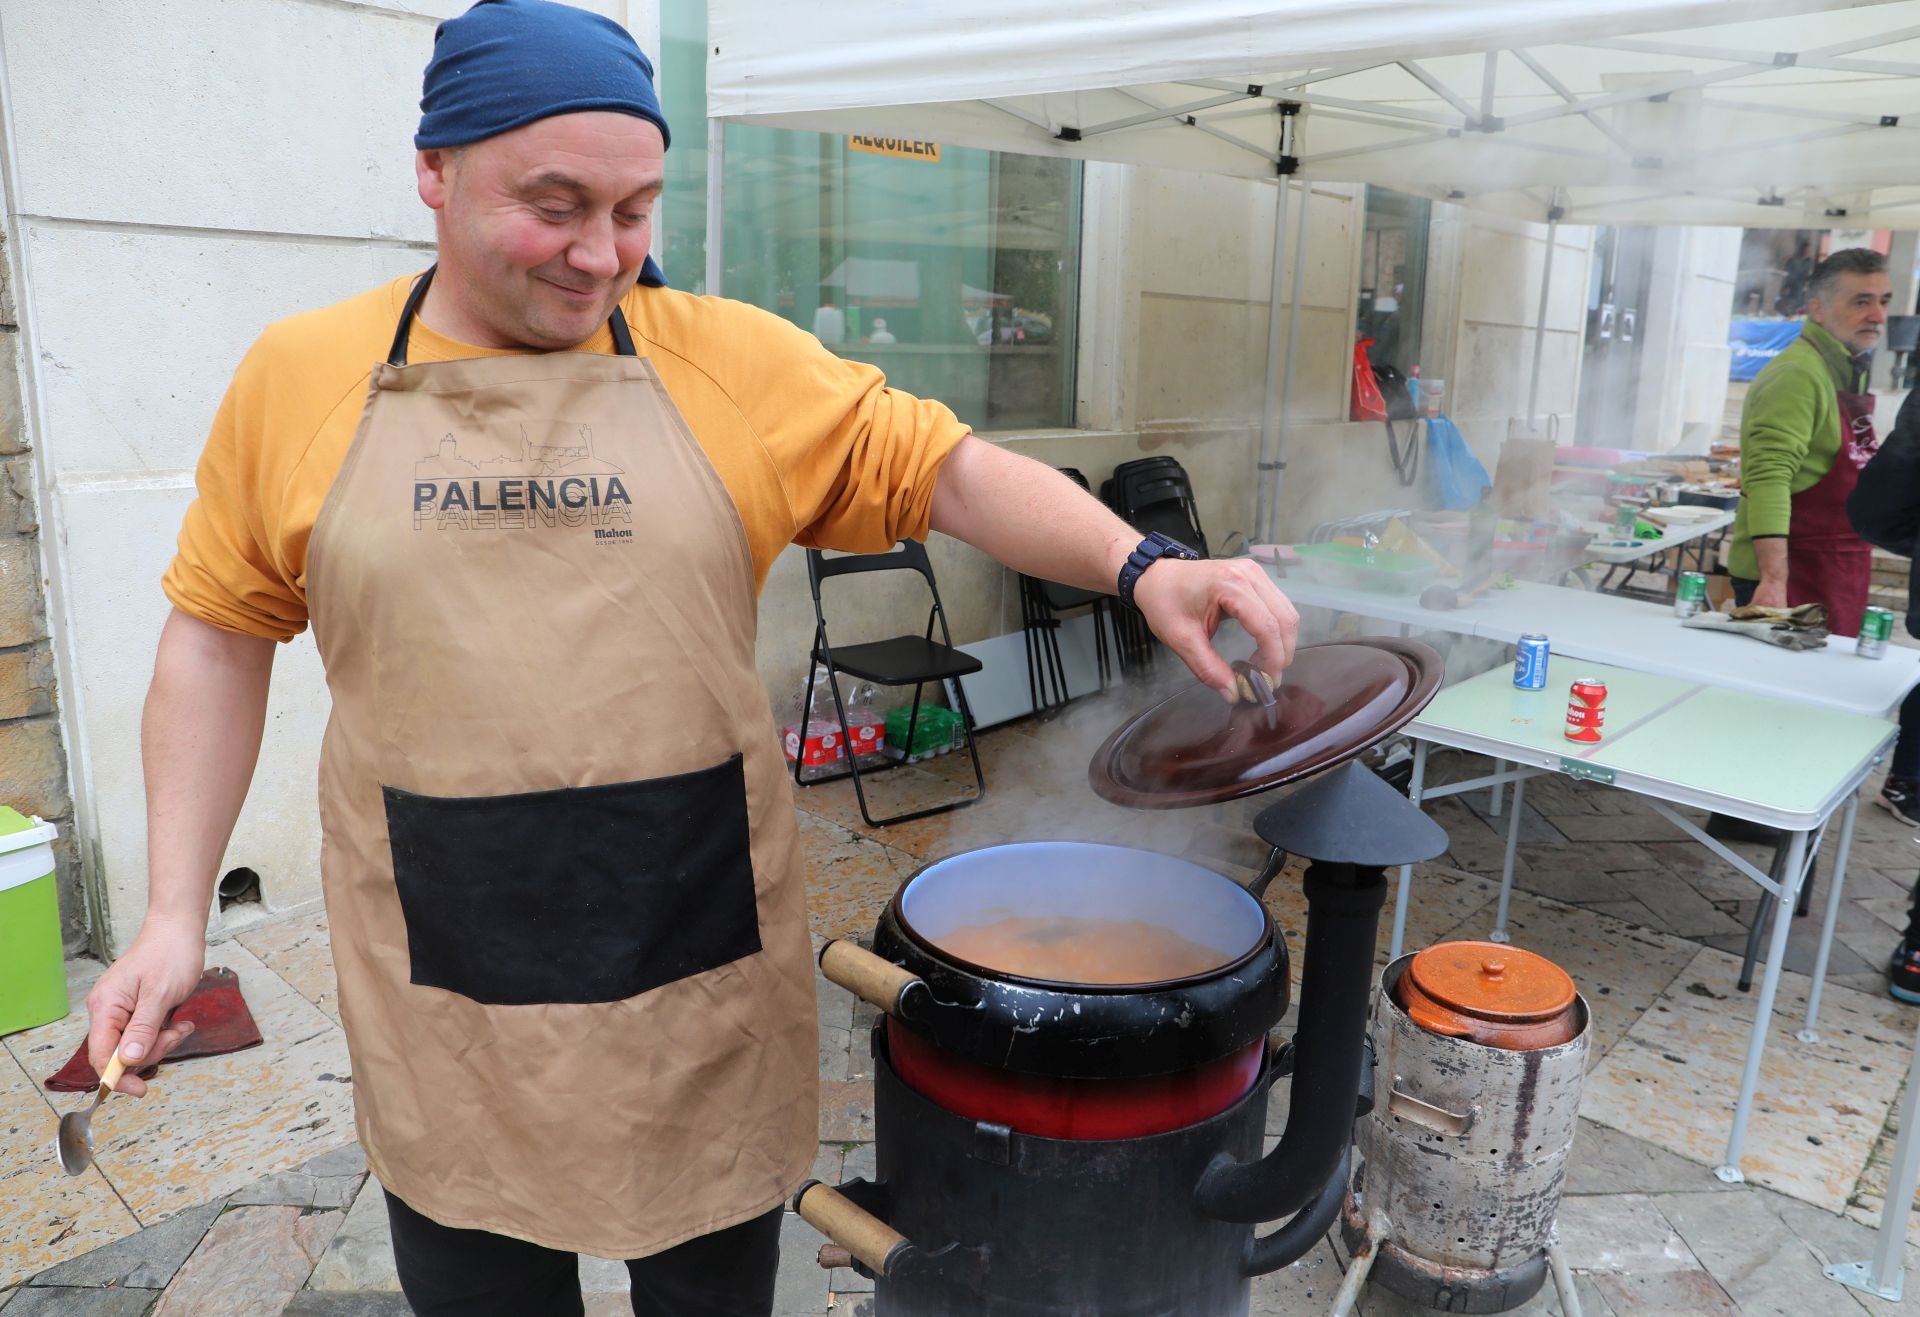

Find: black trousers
384;1190;784;1317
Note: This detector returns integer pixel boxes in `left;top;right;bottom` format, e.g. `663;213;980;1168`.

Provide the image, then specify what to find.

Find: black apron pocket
383;753;761;1006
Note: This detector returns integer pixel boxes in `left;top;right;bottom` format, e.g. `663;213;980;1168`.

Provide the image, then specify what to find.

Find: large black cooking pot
867;842;1288;1081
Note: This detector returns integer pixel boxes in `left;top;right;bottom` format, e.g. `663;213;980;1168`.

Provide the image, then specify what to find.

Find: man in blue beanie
82;2;1301;1313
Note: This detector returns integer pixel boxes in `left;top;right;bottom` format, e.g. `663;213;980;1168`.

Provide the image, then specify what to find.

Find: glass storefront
1354;186;1430;390
658;1;1081;430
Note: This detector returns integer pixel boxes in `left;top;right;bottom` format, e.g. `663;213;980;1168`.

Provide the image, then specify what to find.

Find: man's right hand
84;919;205;1096
1751;579;1790;610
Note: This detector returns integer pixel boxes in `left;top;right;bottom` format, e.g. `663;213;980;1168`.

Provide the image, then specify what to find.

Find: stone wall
0;232;81;952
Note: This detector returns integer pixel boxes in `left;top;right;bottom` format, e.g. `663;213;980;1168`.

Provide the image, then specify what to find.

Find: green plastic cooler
0;808;65;1036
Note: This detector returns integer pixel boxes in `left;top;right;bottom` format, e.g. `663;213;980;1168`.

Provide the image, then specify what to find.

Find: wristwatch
1117;531;1200;609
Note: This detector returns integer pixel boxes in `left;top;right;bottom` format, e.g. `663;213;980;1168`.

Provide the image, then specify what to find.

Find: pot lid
1088;638;1444;809
1406;941;1576;1023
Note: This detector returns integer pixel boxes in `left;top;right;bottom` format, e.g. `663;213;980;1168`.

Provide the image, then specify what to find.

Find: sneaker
1880;776;1920;827
1892;939;1920;1005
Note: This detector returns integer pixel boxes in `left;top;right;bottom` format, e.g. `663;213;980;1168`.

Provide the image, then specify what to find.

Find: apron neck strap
388;265;639;366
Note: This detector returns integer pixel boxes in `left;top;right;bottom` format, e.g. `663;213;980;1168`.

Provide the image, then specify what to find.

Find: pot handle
793;1181;913;1278
1387;1084;1476;1138
819;940;925;1018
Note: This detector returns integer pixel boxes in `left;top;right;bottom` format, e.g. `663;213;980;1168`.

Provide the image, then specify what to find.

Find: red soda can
1565;678;1607;743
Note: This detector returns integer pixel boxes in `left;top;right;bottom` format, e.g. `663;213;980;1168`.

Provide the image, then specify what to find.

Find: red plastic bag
1351;337;1388;422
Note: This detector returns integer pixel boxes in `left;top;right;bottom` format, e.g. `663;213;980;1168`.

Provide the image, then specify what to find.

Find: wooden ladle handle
819;940;923;1017
794;1182;912;1278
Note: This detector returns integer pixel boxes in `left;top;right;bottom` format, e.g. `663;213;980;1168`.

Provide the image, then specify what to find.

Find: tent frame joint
1055;125;1082;142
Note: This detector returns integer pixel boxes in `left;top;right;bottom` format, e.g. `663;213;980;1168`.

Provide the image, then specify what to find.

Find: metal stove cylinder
1346;955;1589;1309
866;1030;1269;1317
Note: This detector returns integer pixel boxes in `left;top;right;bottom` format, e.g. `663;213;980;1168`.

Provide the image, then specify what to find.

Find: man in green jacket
1729;247;1891;635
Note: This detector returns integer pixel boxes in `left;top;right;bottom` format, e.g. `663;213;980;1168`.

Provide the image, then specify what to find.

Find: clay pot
1393;940;1579;1051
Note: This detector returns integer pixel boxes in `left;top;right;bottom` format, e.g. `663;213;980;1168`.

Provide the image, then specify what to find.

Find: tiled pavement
9;699;1920;1312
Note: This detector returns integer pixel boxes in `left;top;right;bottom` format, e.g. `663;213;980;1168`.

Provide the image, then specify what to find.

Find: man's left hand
1131;558;1298;702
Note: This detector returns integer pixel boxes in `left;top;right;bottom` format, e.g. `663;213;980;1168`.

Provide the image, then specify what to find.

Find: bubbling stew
934;915;1231;984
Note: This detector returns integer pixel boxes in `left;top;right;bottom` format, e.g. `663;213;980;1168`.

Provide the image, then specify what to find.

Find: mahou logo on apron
411;422;635;542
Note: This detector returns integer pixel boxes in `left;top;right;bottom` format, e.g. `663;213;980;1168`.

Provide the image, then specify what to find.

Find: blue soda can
1513;634;1550;689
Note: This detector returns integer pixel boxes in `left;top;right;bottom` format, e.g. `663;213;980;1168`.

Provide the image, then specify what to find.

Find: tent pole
1527;217;1559;429
1265;182;1313;544
1256;180;1293;544
704;120;726;297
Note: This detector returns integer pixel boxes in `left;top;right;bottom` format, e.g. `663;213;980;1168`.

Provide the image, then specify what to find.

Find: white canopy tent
709;0;1920;228
703;0;1920;534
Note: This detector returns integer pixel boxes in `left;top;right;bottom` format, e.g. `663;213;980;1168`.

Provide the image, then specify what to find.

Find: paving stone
281;1296;414;1316
1248;1236;1344;1314
1561;1120;1743;1198
1657;1187;1872;1317
828;1295;873;1315
308;1180;400;1294
1849;839;1920;874
1552;1193;1700;1275
819;1081;874;1142
1465;797;1569;847
227;1164;364;1211
2;1289;159;1316
1840;866;1916;908
26;1201;223;1290
1612;874;1747;938
1544;814;1681;845
1540;1271;1620;1317
1588;1268;1740;1314
578;1250;628;1296
818;1019;855;1084
1429;798;1510;872
153;1206;343;1316
1580;898;1676;936
301;1145;368;1180
774;1210;829;1317
1702;928;1877;980
583;1295;633;1317
1510;863;1633;906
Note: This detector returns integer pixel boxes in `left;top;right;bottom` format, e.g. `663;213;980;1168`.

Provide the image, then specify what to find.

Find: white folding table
1276;573;1920;718
1583;509;1735;598
1397;657;1895;1181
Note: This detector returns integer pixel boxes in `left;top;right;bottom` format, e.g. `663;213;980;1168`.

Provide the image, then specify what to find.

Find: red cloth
1786;386;1880;637
43;966;263;1092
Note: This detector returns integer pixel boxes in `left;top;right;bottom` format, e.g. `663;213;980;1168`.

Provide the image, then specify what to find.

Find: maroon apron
1786;353;1879;637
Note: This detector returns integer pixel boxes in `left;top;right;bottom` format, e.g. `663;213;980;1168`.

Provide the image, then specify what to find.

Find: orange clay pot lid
1406;941;1576;1023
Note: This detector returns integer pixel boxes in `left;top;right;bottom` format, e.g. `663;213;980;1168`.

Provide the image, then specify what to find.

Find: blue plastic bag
1426;415;1491;511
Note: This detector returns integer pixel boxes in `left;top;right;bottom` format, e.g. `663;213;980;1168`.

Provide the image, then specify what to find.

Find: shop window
660;2;1081;430
1352;187;1430;419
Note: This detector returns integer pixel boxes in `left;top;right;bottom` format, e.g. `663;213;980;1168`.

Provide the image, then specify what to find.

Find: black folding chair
798;542;986;827
1019;574;1113;719
1017;466;1114;718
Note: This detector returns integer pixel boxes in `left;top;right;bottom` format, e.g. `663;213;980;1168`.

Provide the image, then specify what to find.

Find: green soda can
1859;607;1896;660
1674;572;1707;619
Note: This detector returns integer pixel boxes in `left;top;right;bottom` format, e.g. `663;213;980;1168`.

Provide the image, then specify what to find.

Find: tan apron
304;269;818;1258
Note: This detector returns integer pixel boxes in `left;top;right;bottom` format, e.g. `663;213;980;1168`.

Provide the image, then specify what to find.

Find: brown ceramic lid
1406;941;1576;1023
1088;638;1443;809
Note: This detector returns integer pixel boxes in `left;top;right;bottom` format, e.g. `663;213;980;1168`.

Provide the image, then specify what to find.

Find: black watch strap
1117;532;1200;609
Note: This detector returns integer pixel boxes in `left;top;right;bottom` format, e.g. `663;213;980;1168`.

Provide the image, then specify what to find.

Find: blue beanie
416;0;671;151
417;0;671;285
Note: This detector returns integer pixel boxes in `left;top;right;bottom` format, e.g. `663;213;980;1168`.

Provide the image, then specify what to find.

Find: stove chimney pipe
1194;761;1446;1242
